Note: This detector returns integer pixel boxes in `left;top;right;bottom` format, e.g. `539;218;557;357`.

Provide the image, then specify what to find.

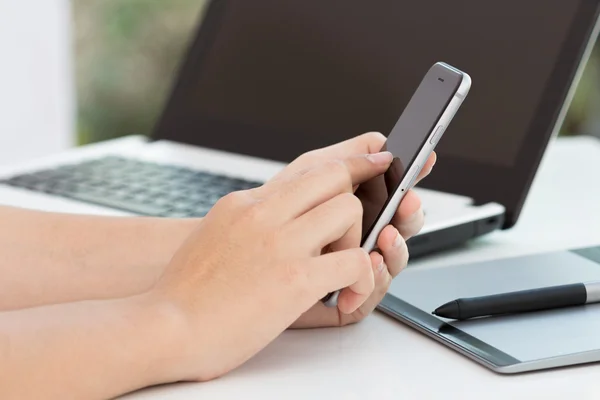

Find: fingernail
367;151;393;165
393;232;403;247
377;255;385;273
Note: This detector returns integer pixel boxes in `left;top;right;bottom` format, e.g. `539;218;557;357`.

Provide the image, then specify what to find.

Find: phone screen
356;65;463;245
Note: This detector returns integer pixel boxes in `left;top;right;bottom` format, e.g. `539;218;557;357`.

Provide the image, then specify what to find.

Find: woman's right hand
149;151;394;382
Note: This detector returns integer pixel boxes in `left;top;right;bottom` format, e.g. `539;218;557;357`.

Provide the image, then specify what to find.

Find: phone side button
430;125;445;145
408;166;420;188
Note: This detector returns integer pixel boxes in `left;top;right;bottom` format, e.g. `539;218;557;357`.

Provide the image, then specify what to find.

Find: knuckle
219;191;268;226
344;193;363;218
362;131;387;145
378;270;393;295
292;153;308;165
295;150;315;164
354;248;372;271
325;158;347;175
319;159;352;191
218;191;250;210
329;159;353;189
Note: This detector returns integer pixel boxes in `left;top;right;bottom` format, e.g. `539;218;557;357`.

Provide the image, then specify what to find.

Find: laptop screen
154;0;599;226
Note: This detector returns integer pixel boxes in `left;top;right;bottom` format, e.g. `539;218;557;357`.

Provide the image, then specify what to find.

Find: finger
286;192;362;256
377;225;409;277
344;251;393;324
290;251;390;328
397;208;425;240
259;152;392;222
315;132;387;159
414;152;437;186
274;132;387;181
308;248;374;315
391;190;425;240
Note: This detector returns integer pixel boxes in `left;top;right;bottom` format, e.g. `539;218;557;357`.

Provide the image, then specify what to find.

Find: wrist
123;292;191;386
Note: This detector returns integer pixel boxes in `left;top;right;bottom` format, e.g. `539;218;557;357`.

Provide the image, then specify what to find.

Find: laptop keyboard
0;156;263;218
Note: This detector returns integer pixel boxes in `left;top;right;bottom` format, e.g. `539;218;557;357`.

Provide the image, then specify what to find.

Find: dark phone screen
356;65;463;244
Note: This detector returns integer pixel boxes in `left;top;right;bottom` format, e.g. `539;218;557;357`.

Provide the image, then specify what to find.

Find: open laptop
0;0;598;259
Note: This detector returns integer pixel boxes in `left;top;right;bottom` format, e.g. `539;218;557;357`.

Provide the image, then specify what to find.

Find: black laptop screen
154;0;598;226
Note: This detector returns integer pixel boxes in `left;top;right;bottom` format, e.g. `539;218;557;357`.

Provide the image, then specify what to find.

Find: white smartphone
322;62;471;307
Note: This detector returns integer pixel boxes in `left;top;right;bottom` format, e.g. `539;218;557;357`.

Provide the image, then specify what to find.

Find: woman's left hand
271;132;436;327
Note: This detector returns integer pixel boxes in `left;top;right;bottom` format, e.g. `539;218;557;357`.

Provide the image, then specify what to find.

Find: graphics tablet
379;246;600;373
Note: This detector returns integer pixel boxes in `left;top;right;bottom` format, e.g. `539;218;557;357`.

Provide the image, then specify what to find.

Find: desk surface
113;135;597;399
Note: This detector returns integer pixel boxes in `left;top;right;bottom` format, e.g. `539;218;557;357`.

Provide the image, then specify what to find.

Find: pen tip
432;302;457;319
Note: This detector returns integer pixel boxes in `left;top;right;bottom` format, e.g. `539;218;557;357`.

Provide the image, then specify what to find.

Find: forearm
0;206;198;310
0;294;186;400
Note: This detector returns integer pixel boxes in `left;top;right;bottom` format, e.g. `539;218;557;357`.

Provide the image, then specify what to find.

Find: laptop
0;0;598;260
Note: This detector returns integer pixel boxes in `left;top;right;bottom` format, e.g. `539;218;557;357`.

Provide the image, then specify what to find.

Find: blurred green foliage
74;0;207;144
562;48;600;136
73;1;600;144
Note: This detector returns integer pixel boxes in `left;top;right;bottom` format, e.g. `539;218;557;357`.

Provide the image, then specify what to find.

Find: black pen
432;281;600;320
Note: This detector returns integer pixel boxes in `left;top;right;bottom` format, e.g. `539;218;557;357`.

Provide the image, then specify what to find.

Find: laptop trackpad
383;247;600;368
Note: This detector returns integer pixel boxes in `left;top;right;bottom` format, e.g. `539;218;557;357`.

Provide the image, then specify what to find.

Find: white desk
112;135;600;400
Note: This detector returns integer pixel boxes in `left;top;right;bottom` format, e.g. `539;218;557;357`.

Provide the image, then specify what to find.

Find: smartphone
322;62;471;307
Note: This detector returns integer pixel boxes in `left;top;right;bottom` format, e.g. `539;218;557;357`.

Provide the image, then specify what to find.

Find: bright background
0;0;74;165
1;0;599;166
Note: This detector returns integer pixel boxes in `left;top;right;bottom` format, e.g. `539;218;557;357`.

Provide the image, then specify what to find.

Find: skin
0;132;435;399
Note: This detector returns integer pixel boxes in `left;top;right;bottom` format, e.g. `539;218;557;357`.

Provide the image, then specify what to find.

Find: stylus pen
432;281;600;320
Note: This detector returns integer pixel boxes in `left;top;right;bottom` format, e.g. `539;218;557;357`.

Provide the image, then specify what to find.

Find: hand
275;132;436;328
149;151;394;381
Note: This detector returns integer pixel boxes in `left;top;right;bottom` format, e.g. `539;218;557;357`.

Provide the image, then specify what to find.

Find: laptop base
408;212;504;258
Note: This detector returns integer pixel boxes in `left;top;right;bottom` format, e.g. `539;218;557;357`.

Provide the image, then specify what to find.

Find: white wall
0;0;74;166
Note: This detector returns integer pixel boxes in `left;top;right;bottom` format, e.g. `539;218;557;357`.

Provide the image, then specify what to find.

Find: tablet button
430;125;445;144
